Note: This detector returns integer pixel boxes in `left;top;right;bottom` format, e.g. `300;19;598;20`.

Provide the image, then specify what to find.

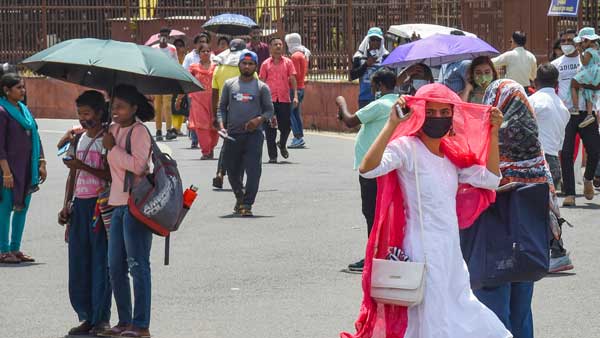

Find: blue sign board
548;0;580;17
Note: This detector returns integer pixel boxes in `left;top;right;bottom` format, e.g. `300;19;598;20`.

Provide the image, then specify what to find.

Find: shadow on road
0;262;46;268
219;214;274;219
545;272;577;278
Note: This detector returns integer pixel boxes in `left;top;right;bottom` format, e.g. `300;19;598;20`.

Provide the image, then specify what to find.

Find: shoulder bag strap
73;131;104;185
411;141;428;267
123;122;161;193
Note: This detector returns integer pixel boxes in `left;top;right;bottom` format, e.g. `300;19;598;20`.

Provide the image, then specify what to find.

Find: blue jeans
289;89;305;139
474;282;534;338
0;188;31;253
109;206;153;328
69;197;111;325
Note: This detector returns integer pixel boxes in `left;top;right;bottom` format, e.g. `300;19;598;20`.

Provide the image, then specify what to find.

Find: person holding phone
336;68;398;272
0;73;46;264
58;90;112;336
350;27;389;109
461;56;499;104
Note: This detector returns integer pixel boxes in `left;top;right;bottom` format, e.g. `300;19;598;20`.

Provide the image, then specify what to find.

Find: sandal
121;327;151;338
12;251;35;262
0;252;20;264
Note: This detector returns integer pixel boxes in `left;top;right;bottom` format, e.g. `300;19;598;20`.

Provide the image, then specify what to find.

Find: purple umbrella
382;34;499;68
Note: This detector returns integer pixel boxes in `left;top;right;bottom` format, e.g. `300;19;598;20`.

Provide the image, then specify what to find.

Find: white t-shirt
551;54;588;111
182;50;200;70
152;43;178;62
528;88;570;156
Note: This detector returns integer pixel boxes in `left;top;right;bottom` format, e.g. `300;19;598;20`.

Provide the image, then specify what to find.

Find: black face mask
421;117;453;138
79;119;97;129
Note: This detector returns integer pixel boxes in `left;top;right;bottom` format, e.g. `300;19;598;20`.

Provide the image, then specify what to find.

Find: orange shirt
259;56;297;103
290;52;308;89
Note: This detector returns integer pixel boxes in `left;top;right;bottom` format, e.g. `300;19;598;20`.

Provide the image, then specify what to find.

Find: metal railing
3;0;590;81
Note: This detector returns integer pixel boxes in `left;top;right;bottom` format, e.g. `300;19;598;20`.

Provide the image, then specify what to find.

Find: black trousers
359;176;378;236
560;112;600;196
265;102;291;160
223;130;264;206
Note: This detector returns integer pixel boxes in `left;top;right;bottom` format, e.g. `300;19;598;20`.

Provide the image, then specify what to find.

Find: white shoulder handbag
371;142;426;307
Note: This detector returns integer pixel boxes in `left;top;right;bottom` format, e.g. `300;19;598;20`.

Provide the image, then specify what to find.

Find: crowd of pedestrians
1;21;598;338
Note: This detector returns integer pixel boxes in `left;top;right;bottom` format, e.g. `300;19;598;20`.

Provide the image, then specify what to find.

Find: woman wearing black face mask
343;84;509;338
58;90;112;336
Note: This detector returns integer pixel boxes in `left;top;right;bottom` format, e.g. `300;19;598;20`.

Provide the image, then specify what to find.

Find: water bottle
183;185;198;209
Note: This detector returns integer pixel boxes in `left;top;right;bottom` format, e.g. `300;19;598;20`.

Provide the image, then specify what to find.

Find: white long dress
362;136;512;338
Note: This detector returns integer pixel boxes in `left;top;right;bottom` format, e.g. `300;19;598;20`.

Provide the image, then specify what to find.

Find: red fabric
189;62;216;130
195;128;219;156
290;52;308;89
341;84;496;338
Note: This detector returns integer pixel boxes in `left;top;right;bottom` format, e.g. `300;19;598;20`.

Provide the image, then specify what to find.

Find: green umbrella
21;38;203;94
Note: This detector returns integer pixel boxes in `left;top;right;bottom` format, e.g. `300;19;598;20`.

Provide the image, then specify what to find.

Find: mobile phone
63;156;73;161
57;142;70;156
395;104;410;118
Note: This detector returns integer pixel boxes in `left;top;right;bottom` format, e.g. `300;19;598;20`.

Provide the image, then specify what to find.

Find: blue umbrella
202;13;258;36
382;34;499;68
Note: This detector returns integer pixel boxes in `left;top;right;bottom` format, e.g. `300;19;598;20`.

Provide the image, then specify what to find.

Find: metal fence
0;1;594;81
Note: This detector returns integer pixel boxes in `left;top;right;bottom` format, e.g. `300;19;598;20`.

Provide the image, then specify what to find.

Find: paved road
1;119;599;338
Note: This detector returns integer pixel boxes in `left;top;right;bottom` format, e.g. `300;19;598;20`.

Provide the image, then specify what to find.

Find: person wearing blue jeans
474;282;534;338
109;206;153;334
289;89;305;148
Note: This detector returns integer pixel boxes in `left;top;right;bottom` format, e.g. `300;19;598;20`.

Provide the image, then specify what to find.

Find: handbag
370;142;426;307
460;183;550;290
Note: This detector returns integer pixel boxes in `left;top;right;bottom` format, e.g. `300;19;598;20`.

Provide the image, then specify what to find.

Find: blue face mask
412;79;429;91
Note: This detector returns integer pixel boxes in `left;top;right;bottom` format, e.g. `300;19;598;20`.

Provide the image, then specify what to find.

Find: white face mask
561;44;576;55
412;79;429;91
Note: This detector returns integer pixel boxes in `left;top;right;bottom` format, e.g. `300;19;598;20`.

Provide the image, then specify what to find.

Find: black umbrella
202;13;258;36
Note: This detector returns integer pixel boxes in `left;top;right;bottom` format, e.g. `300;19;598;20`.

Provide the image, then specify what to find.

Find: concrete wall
24;77;360;133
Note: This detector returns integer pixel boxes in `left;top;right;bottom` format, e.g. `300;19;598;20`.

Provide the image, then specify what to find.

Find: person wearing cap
211;38;252;189
247;25;270;71
492;31;537;91
350;27;389;108
285;33;311;149
570;27;600;129
217;51;274;217
259;37;299;163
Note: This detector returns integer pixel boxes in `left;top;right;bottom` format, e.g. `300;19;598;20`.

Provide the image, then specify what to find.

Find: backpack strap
123;122;163;193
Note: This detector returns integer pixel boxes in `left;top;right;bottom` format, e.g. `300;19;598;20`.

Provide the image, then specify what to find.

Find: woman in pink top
188;43;218;159
100;84;154;338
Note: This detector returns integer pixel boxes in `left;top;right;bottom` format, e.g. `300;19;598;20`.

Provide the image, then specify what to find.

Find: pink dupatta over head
341;84;496;338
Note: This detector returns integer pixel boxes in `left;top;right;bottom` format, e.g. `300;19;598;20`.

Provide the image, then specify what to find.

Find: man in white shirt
152;27;179;141
492;31;537;91
528;64;569;187
551;29;600;207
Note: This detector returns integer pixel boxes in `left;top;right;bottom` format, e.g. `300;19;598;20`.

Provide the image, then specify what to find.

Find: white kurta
362;136;512;338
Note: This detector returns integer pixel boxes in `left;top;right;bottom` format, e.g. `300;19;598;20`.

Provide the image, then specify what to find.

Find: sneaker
348;259;364;272
579;114;596;128
584;179;595;200
68;321;94;336
278;142;289;159
166;128;177;140
549;253;574;273
288;138;305;149
155;130;163;141
562;195;576;207
268;158;277;164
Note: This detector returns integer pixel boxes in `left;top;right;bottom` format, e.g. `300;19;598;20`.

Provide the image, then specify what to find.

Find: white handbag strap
411;141;428;266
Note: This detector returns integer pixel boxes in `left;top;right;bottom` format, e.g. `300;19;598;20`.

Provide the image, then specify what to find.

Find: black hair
0;73;22;98
269;37;283;44
217;36;230;45
112;84;155;122
450;30;465;36
536;63;559;88
562;29;577;37
76;90;109;122
251;25;261;30
371;68;397;90
173;38;185;47
198;42;210;51
159;27;171;36
512;31;527;46
195;32;211;44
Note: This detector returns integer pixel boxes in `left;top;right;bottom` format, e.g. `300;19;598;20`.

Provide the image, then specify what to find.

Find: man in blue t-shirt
350;27;389;108
336;68;398;272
